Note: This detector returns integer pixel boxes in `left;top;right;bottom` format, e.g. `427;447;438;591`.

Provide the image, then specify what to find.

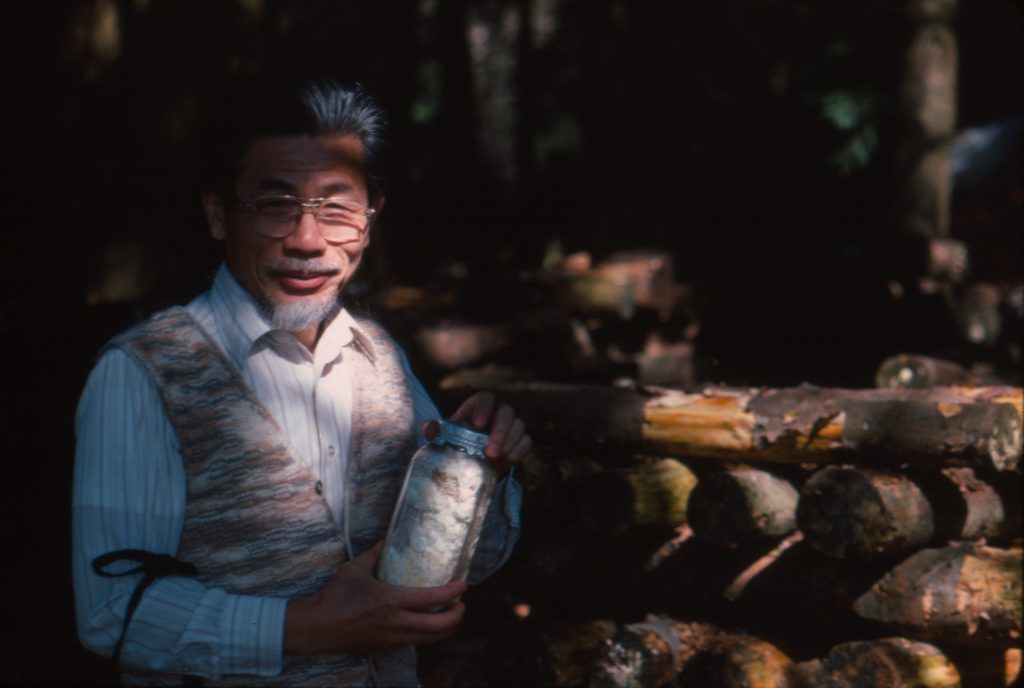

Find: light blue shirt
72;266;521;679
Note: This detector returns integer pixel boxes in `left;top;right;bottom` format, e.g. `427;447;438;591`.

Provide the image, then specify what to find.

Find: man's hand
284;543;466;656
422;391;532;475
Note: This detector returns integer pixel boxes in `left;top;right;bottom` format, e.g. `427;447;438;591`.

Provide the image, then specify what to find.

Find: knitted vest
108;307;421;687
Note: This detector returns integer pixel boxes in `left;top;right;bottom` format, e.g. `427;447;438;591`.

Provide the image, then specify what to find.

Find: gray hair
201;78;388;202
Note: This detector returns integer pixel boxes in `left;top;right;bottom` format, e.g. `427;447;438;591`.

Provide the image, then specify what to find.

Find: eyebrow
252;178;358;197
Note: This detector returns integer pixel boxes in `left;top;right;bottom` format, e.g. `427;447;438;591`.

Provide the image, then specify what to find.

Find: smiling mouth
271;270;338;292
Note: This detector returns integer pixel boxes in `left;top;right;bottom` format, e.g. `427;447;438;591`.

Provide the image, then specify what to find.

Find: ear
201;192;227;241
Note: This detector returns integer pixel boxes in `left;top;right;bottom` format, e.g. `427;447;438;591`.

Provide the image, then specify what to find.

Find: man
72;79;530;687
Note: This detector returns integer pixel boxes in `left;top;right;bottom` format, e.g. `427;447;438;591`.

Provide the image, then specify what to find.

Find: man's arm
72;349;287;678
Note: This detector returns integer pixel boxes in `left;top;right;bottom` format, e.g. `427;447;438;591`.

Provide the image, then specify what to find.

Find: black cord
92;549;202;686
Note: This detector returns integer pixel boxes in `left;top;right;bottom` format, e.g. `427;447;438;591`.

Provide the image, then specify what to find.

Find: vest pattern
108;307;421;687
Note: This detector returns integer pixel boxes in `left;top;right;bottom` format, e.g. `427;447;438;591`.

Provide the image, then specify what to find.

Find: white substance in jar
378;424;496;588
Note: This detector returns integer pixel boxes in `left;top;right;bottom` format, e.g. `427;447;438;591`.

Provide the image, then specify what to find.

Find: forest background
0;1;1020;685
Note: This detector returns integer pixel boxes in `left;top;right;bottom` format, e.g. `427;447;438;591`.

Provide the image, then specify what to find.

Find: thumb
421;420;441;442
351;540;385;573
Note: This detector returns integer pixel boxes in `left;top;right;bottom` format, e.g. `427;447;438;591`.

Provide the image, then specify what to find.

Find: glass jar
377;421;497;588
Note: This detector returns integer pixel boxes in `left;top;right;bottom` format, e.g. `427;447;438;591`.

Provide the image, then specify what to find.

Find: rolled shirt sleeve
72;349;286;678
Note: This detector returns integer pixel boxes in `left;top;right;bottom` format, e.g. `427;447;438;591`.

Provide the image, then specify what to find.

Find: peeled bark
571;458;698;533
853;544;1023;645
588;615;791;688
798;466;936;560
813;637;961;687
444;383;1023;471
687;466;799;546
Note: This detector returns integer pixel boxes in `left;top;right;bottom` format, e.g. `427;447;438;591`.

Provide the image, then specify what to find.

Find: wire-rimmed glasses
236;195;376;242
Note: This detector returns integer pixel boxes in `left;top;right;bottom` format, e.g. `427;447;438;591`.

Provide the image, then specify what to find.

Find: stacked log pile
432;382;1023;687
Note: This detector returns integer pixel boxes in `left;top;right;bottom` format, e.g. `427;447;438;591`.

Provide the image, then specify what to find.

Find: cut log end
798;466;935;560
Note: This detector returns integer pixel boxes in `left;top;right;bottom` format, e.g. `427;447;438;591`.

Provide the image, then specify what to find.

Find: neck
291;318;328;350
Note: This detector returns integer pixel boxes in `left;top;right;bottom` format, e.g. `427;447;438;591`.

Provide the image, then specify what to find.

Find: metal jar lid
434;421;490;457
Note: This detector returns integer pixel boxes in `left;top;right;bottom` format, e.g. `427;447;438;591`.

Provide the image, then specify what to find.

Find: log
675;635;792;688
798;466;935;560
570;458;697;534
853;544;1023;645
413;321;511;369
688;466;799;546
914;467;1020;543
799;465;1020;561
441;383;1023;471
875;353;977;389
589;615;791;688
473;618;619;688
812;637;961;687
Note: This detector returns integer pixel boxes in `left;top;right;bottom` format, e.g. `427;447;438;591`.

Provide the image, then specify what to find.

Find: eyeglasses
236;195;376;242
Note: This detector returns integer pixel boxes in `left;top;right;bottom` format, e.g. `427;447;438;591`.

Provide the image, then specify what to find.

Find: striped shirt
72;265;521;679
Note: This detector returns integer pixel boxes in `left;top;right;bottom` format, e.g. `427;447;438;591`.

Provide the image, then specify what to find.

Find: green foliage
808;89;881;175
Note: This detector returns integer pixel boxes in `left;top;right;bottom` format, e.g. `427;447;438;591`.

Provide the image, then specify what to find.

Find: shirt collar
209;263;377;368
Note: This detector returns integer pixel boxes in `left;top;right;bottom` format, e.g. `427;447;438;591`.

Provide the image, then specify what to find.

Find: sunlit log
441;383;1023;471
853;544;1022;646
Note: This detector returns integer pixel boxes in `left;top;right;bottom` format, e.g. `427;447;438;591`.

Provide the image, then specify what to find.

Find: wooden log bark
798;466;935;560
914;467;1020;543
687;466;799;546
588;615;791;688
799;465;1020;561
570;458;697;534
447;383;1023;471
813;637;961;687
853;544;1023;645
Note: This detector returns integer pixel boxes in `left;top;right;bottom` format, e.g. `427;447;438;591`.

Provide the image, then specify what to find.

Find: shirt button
315;480;324;495
328;445;336;456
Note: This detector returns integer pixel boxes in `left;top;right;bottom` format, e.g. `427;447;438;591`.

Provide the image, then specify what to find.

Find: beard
261;294;342;332
256;257;344;332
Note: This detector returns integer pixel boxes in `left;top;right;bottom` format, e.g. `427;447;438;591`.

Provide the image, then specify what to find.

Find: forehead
236;134;367;195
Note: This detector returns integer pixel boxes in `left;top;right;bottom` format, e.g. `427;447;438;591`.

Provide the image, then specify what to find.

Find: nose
281;210;327;254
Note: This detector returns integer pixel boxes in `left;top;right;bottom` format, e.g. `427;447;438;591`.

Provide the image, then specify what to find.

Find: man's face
203;134;376;332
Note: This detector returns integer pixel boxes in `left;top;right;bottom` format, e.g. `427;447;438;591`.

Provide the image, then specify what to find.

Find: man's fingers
505;431;532;462
393;602;466;635
485;404;515;458
502;418;526;455
452;391;495;430
394;579;467;611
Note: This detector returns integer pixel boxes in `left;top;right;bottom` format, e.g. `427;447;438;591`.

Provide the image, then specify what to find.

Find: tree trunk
892;0;958;240
445;383;1023;471
813;637;961;687
853;544;1023;645
687;466;799;546
798;466;936;560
